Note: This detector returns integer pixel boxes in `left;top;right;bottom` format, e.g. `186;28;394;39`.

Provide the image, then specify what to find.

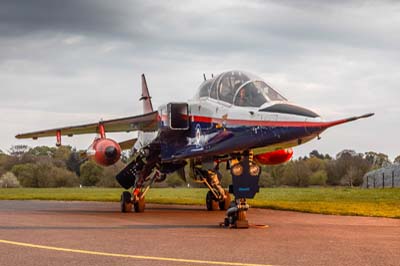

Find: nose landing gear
120;191;133;213
117;151;161;214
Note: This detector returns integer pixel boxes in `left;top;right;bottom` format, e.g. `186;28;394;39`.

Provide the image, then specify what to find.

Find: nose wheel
218;190;232;210
206;190;219;211
133;192;146;212
120;191;133;213
119;168;161;214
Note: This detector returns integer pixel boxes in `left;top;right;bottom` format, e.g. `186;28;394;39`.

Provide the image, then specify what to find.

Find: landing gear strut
192;162;231;211
133;189;146;212
117;148;161;213
119;169;160;213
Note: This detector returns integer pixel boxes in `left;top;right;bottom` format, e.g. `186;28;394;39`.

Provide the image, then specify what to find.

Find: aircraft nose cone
105;146;118;159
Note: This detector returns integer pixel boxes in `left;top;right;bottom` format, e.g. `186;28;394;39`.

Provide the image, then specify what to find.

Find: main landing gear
191;152;261;229
192;164;231;211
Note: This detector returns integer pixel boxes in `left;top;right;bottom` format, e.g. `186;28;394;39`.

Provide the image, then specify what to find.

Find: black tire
224;217;230;227
219;190;231;211
120;191;132;213
134;196;145;213
206;191;218;211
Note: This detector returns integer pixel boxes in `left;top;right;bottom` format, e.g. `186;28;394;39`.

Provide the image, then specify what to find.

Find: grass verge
0;187;399;218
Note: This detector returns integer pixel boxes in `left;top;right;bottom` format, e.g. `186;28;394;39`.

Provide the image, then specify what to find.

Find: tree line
0;145;126;188
0;145;397;188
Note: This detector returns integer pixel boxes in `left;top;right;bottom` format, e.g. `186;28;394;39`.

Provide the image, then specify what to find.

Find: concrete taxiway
0;200;399;266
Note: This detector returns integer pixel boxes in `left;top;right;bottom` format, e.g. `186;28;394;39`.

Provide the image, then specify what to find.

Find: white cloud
63;35;85;45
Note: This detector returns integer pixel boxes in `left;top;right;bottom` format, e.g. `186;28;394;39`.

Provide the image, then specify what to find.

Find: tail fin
140;74;153;114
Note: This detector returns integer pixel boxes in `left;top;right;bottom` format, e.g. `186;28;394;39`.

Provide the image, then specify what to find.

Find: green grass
0;187;399;218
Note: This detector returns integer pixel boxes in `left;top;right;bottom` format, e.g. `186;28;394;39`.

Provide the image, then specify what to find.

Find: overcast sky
1;0;399;159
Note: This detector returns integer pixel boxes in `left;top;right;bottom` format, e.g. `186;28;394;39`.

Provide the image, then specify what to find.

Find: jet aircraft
16;70;374;228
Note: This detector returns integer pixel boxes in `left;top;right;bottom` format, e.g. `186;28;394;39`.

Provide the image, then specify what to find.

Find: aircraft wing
15;111;159;140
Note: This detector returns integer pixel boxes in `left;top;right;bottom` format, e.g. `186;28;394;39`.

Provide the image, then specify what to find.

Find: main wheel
134;195;145;213
120;191;132;213
206;190;219;211
219;190;231;210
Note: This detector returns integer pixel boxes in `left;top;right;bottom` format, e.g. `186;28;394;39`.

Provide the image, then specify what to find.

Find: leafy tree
365;151;391;169
66;151;82;176
1;154;18;173
166;173;186;187
11;163;38;187
0;172;20;188
258;170;274;187
80;160;103;186
9;145;29;157
326;160;342;185
309;170;327;186
49;166;79;187
394;155;400;165
28;146;56;157
306;157;326;172
53;146;72;162
341;166;363;187
11;162;79;187
33;161;79;187
270;164;286;186
262;164;287;187
327;151;371;186
309;150;325;160
0;153;9;176
282;160;311;187
96;161;125;187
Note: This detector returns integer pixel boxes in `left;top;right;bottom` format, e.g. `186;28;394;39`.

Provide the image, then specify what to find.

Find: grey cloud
0;0;399;159
2;0;400;60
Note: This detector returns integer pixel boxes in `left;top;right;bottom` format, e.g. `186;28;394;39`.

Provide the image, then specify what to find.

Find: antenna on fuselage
211;73;214;78
203;73;206;81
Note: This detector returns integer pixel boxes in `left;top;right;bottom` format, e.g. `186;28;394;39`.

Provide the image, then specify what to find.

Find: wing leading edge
15;111;159;140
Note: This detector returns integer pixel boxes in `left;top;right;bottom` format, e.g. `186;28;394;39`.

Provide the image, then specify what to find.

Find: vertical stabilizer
140;74;154;114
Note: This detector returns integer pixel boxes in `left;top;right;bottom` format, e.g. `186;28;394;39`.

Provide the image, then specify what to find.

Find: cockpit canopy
196;70;287;107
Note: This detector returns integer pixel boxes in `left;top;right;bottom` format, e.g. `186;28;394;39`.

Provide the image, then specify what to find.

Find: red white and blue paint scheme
16;70;373;228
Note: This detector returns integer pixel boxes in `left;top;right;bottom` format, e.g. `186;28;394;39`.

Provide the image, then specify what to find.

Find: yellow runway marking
0;239;275;266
